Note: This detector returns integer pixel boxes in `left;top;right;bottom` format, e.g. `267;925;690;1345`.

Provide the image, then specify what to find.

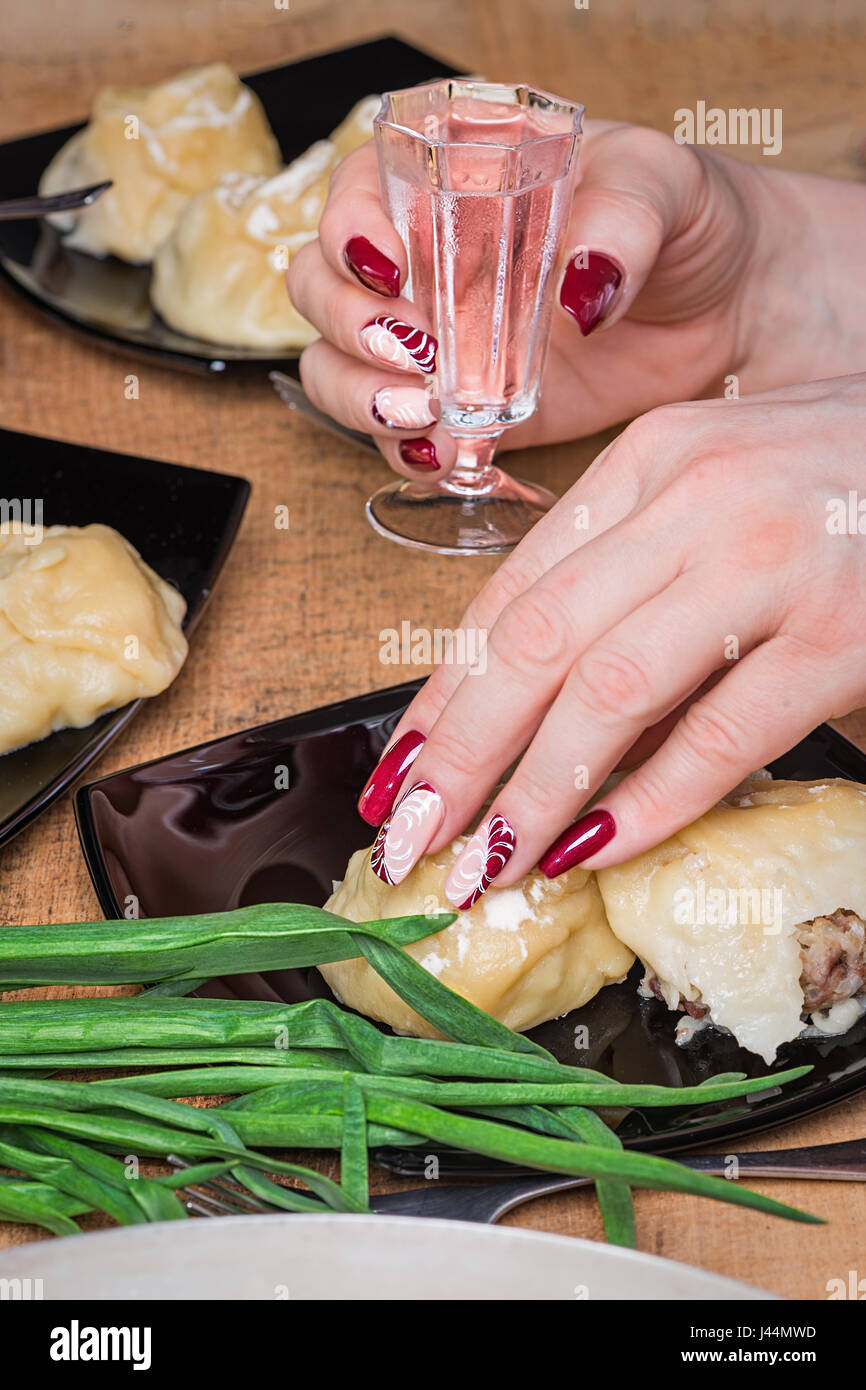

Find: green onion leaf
340;1075;369;1210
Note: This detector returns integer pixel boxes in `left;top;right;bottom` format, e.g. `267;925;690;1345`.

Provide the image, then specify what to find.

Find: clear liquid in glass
368;82;583;554
382;99;575;433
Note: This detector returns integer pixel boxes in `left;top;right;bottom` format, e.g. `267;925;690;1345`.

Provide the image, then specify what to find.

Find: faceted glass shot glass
366;79;584;555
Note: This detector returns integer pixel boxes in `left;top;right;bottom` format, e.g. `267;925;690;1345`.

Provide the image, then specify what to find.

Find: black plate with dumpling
75;677;866;1163
0;38;458;377
0;428;248;848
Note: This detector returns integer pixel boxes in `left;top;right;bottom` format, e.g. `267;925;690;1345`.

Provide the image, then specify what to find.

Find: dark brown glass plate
0;427;249;848
74;678;866;1161
0;37;458;377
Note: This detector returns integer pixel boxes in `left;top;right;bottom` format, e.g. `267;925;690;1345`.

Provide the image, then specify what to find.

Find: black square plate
74;678;866;1158
0;37;459;377
0;427;248;847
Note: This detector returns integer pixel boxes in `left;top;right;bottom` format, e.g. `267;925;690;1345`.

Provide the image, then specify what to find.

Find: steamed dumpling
150;96;379;348
320;830;634;1038
596;776;866;1062
0;524;187;755
38;64;281;263
149;154;327;349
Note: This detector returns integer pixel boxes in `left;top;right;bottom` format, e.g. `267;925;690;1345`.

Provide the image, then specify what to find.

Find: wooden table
1;0;865;1299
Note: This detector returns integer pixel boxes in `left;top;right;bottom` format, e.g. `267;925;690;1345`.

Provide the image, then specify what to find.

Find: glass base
366;467;557;555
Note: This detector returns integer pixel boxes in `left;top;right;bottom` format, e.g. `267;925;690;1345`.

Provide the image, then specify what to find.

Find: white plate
0;1215;777;1300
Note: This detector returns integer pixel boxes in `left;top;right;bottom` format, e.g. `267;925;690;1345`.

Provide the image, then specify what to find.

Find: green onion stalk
0;904;821;1246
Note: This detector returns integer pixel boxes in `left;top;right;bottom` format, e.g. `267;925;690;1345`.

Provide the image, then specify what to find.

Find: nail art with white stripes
360;315;438;374
444;814;516;909
372;385;436;430
371;781;444;886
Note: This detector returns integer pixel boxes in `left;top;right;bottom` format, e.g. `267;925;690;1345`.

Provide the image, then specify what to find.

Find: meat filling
646;977;709;1018
798;909;866;1012
647;907;866;1021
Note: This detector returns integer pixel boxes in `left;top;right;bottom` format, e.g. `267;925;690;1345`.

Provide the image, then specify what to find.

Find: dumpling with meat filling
150;96;379;348
596;775;866;1063
320;823;635;1038
38;64;281;263
0;523;187;755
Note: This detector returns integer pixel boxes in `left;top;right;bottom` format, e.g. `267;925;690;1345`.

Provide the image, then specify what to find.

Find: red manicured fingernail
399;437;440;471
358;729;426;825
360;315;438;374
345;236;400;297
445;813;516;909
370;781;444;885
539;809;616;877
559;252;622;335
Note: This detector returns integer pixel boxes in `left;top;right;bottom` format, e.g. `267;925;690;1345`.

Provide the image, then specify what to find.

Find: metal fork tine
185;1188;254;1217
185;1198;225;1219
168;1153;280;1216
197;1184;272;1213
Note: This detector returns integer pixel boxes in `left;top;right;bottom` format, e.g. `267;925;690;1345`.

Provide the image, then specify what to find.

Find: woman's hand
287;120;759;481
287;119;866;483
357;375;866;904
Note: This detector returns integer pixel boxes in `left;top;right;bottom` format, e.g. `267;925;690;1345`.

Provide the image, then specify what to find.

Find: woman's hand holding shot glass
290;105;866;895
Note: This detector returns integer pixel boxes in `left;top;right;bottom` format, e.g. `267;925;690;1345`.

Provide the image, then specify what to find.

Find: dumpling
0;523;187;755
150;96;379;348
320;829;635;1038
149;154;326;349
38;64;281;263
596;776;866;1063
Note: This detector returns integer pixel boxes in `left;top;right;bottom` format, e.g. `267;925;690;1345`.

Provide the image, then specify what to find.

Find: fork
0;181;112;221
171;1136;866;1225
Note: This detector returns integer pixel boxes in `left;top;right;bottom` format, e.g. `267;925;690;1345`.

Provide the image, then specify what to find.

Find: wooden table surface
1;0;865;1299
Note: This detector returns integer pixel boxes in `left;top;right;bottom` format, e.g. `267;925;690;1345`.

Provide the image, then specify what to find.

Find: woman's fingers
357;562;553;827
299;337;434;433
364;511;690;887
357;376;866;905
356;426;652;823
288;240;437;375
317;144;408;295
542;636;833;876
557;122;692;335
298;337;457;478
556;121;746;337
613;668;729;771
466;574;756;895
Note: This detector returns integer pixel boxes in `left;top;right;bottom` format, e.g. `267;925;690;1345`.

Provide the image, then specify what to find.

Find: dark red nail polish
539;809;616;877
360;316;438;373
358;729;426;825
370;781;444;885
559;252;622;335
399;438;440;471
344;236;400;297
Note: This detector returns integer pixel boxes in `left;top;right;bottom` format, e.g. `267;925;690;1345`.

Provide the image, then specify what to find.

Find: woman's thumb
558;122;695;335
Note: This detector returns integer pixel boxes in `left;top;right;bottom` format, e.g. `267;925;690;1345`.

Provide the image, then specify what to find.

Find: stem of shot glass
441;431;504;497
